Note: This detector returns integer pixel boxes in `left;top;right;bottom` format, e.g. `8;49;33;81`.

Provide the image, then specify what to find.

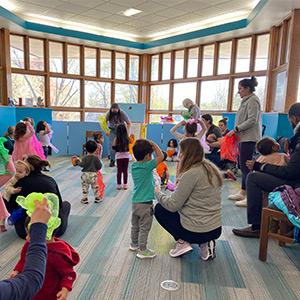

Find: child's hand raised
57;287;69;300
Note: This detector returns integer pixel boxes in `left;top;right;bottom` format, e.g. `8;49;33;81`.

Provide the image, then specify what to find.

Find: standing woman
106;103;131;167
228;77;261;207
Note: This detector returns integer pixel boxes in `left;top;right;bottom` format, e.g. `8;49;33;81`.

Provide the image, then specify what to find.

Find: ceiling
2;0;260;41
0;0;299;52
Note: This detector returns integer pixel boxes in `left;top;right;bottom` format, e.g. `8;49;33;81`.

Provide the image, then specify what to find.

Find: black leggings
12;201;71;239
154;203;221;244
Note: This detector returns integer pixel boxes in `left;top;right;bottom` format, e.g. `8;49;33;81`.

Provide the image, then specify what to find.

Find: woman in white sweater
155;138;223;260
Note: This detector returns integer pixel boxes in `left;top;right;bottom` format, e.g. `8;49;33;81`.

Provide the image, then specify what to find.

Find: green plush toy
181;110;191;121
16;192;61;240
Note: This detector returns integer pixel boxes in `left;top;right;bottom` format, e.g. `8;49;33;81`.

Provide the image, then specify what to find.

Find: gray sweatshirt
235;93;261;143
155;163;222;233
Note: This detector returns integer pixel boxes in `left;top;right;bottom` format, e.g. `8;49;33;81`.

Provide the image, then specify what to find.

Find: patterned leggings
81;172;100;199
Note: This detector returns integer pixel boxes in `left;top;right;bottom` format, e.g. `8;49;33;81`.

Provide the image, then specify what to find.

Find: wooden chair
82;131;102;155
259;206;294;262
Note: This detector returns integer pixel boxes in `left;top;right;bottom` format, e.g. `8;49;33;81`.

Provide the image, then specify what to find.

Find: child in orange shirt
156;152;169;185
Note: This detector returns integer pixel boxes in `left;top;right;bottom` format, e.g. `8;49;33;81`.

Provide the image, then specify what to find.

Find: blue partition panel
118;103;146;123
15;107;52;126
146;124;163;147
261;113;278;138
162;124;178;151
52;121;68;156
68;122;109;157
0;107;16;135
277;113;293;139
222;113;236;130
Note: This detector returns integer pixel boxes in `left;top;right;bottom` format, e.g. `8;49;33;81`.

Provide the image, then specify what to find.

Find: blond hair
178;138;223;187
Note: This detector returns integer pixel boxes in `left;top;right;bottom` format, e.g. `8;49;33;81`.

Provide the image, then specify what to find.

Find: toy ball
71;156;78;166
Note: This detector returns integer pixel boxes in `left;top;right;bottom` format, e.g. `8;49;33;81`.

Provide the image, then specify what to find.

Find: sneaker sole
169;247;193;258
129;246;139;251
136;253;156;259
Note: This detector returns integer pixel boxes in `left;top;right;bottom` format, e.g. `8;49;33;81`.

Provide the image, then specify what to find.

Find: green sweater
155;163;222;233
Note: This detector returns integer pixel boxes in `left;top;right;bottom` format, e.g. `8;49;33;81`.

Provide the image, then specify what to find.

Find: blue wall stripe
0;0;268;50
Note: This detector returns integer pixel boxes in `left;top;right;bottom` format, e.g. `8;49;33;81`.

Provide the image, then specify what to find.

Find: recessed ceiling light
120;8;142;17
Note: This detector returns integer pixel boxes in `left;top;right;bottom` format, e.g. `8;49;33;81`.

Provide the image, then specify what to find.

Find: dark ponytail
239;76;258;92
25;155;50;172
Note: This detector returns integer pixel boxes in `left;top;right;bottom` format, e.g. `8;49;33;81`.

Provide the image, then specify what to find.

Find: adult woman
105;103;131;167
154;138;222;260
228;77;261;207
5;155;71;239
218;118;229;136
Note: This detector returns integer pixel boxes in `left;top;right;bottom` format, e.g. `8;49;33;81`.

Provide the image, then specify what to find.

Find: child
93;132;104;161
3;126;15;155
156;151;169;185
112;124;130;190
182;98;201;119
74;140;102;204
11;201;79;300
131;139;164;259
166;139;178;161
36;121;58;158
256;137;289;166
12;121;45;161
93;132;105;197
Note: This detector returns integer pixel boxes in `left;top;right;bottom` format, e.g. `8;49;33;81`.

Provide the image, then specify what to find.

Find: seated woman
4;155;71;239
154;138;222;260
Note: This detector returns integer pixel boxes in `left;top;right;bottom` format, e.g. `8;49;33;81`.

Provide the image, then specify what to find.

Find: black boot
109;160;115;167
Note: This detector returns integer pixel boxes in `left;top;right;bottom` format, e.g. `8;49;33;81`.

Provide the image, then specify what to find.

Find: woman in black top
5;155;71;239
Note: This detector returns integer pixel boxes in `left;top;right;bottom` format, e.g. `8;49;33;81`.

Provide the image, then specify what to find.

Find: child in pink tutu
12;120;45;162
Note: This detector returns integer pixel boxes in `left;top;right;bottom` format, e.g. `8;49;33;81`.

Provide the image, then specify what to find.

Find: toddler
112;124;130;190
36;121;58;158
74;140;102;204
131;140;164;259
11;204;79;300
256;137;288;166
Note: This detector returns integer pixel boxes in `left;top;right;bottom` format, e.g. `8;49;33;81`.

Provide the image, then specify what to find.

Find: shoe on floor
228;192;246;201
123;184;128;190
225;170;237;181
109;160;115;167
235;198;247;207
117;184;122;190
81;198;89;204
136;248;156;259
94;197;103;203
169;240;193;257
199;240;216;261
232;226;260;238
129;244;139;251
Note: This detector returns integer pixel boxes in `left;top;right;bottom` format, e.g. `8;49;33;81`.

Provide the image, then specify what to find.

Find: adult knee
154;203;164;221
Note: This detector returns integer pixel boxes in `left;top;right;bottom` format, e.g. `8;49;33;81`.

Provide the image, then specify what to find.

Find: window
12;74;44;106
29;39;44;71
49;42;63;73
115;84;138;103
10;35;24;68
232;76;267;110
100;50;111;78
50;77;80;107
255;34;270;71
162;52;171;80
52;111;80;121
218;41;232;74
200;80;229;110
85;81;111;108
202;44;214;76
151;55;159;81
67;45;80;74
298;75;300;103
129;55;139;81
187;48;199;78
149;114;162;123
173;82;197;110
115;52;126;80
85;112;105;122
150;84;169;110
236;38;251;73
174;50;184;79
85;47;97;77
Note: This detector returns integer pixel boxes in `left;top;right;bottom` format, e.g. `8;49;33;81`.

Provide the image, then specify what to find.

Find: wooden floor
1;157;300;300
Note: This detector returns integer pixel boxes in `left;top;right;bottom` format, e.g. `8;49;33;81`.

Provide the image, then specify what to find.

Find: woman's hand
246;160;255;171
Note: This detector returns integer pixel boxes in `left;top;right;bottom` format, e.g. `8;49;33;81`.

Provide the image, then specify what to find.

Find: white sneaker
228;192;245;201
199;240;216;261
136;248;156;259
129;244;139;251
235;198;247;207
169;240;193;257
